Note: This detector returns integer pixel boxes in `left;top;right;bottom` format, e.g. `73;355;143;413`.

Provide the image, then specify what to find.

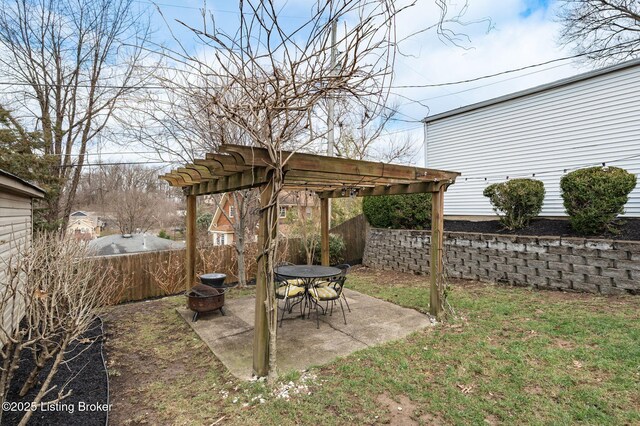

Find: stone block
572;247;600;257
561;255;587;265
524;244;548;254
586;275;613;286
614;278;640;291
615;259;640;271
560;237;586;248
516;266;537;276
571;281;599;293
496;263;516;273
562;272;586;284
548;246;573;255
599;285;629;295
548;261;573;273
479;248;501;257
472;254;489;263
506;272;527;285
489;255;507;264
538;269;560;279
506;257;527;266
598;250;629;260
548;279;571;289
504;242;527;252
613;241;640;253
572;264;599;275
585;240;614;250
516;236;538;245
517;251;539;260
471;240;488;249
600;268;629;279
538;237;562;247
527;259;547;269
526;275;548;287
539;253;561;262
583;257;613;268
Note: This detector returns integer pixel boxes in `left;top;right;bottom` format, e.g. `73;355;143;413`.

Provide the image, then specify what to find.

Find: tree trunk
236;235;246;287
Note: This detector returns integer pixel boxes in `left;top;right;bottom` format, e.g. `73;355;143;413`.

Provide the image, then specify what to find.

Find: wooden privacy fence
330;214;369;264
93;239;304;304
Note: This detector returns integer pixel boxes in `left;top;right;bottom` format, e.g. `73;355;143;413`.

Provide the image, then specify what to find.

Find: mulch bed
442;218;640;241
4;319;109;426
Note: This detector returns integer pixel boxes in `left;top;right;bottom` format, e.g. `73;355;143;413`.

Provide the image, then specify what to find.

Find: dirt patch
376;392;420;425
443;218;640;241
552;338;577;350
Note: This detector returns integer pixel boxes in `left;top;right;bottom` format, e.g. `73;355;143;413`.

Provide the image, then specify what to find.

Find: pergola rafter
160;144;460;377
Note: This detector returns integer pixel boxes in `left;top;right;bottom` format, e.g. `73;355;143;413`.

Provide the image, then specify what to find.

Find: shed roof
88;234;184;256
0;169;45;198
161;144;460;198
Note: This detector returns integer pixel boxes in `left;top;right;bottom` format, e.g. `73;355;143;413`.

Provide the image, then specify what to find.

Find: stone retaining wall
363;228;640;295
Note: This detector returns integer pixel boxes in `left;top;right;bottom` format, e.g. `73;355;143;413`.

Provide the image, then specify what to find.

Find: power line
390;40;637;89
60;160;170;168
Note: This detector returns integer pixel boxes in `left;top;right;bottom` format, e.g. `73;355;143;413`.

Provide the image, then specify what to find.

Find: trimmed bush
483;178;545;230
309;234;346;265
560;166;637;235
362;193;432;229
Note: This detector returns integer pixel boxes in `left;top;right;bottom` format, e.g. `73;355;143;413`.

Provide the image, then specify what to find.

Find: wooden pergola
160;144;460;377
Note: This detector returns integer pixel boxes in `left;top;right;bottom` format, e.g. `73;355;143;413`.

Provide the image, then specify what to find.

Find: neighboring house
0;169;45;332
87;233;184;256
67;211;103;240
423;58;640;218
208;191;318;246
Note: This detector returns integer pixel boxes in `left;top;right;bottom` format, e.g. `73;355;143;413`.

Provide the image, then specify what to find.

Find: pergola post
185;193;196;292
253;182;276;377
429;184;445;318
320;197;330;266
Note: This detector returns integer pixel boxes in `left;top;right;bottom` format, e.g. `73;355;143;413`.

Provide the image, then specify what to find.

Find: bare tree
0;0;152;231
0;233;122;426
557;0;640;65
163;0;455;381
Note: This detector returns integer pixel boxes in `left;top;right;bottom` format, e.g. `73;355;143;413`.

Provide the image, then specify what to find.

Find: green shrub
362;193;431;229
158;229;171;239
309;234;346;265
560;166;637;235
483;178;545;230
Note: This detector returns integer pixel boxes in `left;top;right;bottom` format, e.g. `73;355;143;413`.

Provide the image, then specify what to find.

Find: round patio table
274;265;342;319
274;265;341;281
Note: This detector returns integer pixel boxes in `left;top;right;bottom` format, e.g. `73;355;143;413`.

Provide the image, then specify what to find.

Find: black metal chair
274;271;305;328
309;274;348;328
329;264;351;313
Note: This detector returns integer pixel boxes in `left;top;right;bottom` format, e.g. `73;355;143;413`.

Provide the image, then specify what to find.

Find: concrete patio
177;289;434;380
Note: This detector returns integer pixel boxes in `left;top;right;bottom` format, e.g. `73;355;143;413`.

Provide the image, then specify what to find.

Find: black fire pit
187;284;226;322
199;273;228;288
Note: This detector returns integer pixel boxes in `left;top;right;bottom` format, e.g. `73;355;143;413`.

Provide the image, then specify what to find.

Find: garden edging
363;228;640;295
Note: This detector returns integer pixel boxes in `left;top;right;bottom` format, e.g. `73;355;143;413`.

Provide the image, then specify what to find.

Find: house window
279;206;286;218
229;205;235;218
214;233;226;246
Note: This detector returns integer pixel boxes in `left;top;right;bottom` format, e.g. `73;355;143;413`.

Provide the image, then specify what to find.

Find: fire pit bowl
199;273;229;288
187;284;226;322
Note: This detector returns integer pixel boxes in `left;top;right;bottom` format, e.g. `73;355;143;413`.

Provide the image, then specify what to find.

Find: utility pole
326;18;337;228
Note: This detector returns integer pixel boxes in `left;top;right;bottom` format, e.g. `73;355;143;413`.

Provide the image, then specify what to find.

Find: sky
108;0;590;166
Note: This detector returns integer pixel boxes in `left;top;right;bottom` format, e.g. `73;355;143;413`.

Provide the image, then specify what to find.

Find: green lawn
105;268;640;425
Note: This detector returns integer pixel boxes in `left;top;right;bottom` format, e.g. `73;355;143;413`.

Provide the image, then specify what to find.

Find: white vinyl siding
0;191;33;338
425;63;640;217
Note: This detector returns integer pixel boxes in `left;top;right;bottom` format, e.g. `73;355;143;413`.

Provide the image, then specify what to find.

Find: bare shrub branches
0;233;122;425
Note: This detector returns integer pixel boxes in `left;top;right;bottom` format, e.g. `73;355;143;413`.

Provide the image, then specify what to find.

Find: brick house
208;190;318;246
